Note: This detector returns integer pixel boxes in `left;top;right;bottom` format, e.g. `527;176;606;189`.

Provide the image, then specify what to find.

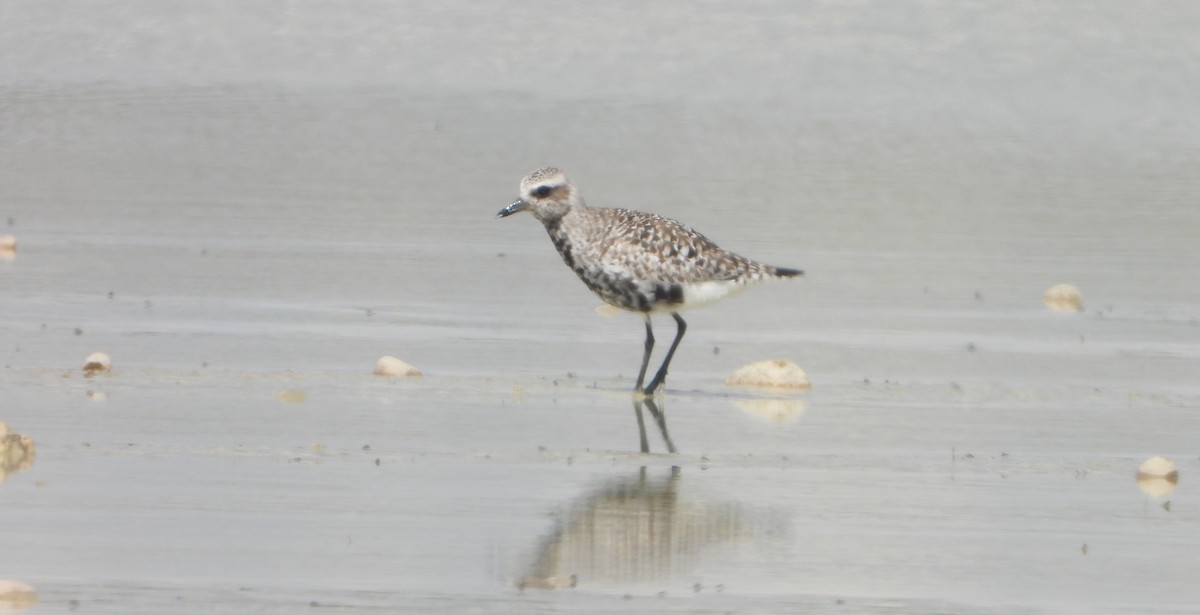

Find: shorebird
497;167;802;396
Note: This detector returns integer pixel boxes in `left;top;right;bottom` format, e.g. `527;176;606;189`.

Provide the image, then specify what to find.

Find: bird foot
633;385;664;401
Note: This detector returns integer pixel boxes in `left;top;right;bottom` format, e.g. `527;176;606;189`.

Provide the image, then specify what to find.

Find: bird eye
531;185;554;198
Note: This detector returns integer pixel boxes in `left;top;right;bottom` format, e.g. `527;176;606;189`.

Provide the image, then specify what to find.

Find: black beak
496;199;528;218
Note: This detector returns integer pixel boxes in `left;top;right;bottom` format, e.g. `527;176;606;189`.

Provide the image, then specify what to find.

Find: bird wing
595;209;755;284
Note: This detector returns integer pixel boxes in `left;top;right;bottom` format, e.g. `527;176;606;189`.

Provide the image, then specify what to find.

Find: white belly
667;279;751;312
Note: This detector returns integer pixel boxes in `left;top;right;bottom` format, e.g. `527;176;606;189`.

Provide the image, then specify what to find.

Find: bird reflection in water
633;396;675;454
519;466;763;591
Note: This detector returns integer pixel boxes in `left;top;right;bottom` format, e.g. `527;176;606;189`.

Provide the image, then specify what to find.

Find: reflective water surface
2;1;1199;613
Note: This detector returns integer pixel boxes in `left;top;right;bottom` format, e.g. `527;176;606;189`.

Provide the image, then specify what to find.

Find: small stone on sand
726;359;811;389
374;356;422;377
0;235;15;252
1043;283;1083;312
82;352;112;373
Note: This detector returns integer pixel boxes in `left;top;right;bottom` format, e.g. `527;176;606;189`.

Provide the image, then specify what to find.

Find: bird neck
533;200;582;226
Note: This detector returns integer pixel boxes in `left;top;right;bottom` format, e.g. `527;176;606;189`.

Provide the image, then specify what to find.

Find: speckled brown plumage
499;167;800;314
497;167;802;396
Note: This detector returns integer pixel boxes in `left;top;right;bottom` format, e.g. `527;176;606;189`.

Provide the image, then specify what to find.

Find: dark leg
633;315;655;393
643;312;686;395
642;396;677;453
632;398;650;453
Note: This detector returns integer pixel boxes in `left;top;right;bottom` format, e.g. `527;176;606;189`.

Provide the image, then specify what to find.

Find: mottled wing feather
590;208;760;284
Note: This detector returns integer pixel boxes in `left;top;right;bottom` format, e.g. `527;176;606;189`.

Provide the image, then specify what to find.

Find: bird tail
770;266;804;278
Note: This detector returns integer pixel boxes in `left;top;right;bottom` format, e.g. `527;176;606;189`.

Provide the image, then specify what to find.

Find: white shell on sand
374;356;422;377
82;352;112;373
1;421;36;483
725;359;811;389
0;579;38;611
1136;456;1179;497
1043;283;1083;312
1137;455;1178;478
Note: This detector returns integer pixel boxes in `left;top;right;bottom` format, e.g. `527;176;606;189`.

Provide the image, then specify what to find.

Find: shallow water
3;1;1199;613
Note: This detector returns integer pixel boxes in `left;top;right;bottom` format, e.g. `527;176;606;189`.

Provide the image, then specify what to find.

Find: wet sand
3;2;1199;613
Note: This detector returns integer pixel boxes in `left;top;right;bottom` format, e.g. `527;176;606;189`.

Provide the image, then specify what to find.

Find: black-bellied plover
498;167;802;396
